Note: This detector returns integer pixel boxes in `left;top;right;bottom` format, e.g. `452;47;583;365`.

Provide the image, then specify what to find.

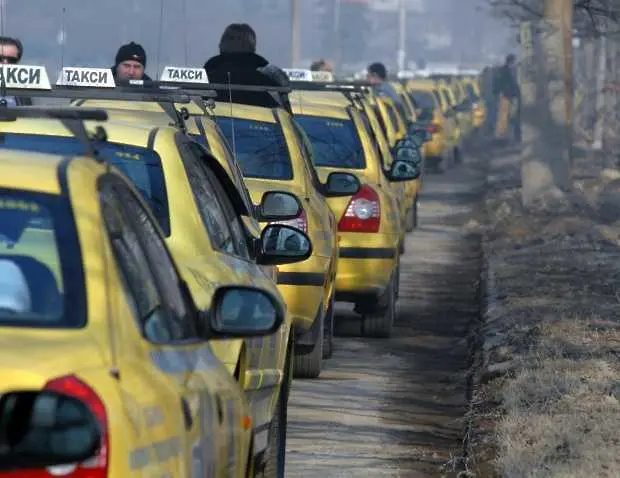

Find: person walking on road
493;54;521;143
203;23;291;111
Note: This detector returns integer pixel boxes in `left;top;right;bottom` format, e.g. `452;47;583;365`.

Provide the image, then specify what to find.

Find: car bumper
276;255;330;333
335;233;399;301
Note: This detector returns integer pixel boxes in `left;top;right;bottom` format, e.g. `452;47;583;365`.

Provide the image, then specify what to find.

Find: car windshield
0;134;170;235
410;90;436;110
295;115;366;169
0;189;85;328
215;117;293;180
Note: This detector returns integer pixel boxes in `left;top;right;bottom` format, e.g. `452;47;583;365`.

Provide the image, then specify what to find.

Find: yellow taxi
0;105;288;477
284;76;419;337
406;79;461;172
212;90;341;379
4;67;311;474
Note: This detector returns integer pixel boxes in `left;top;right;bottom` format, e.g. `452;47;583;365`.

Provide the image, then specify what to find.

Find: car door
102;175;231;478
176;138;276;436
288;115;337;259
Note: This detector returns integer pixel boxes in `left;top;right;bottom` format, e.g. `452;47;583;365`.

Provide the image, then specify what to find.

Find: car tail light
1;376;110;477
338;185;380;233
426;123;441;134
270;209;308;234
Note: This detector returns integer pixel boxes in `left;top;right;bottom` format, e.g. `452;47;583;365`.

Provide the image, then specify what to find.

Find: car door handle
181;397;193;430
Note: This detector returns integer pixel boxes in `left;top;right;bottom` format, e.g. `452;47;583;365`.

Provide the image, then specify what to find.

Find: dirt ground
469;147;620;478
284;160;485;477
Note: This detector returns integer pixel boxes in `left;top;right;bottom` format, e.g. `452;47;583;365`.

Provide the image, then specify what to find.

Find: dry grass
477;150;620;478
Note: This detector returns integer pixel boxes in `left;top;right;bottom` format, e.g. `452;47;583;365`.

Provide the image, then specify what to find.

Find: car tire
454;147;462;164
322;293;335;359
399;239;405;255
412;197;418;228
405;207;415;232
293;313;324;379
262;354;291;478
361;274;396;338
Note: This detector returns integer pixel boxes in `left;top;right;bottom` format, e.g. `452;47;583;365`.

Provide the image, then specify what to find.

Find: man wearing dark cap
112;42;152;83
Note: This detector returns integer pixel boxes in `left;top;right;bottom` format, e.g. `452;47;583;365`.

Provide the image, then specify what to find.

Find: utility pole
291;0;301;67
397;0;407;72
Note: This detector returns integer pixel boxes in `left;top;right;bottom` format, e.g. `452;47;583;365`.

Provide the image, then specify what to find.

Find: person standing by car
0;36;31;105
111;41;152;83
366;61;407;120
203;23;291;111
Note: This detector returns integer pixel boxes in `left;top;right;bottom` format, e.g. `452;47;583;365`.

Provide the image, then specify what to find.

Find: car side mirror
395;145;423;165
0;391;101;472
257;224;312;266
207;285;285;338
388;159;421;182
323;172;361;197
255;191;301;221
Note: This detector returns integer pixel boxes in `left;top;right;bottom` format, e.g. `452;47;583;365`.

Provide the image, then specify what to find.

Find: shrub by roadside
469;149;620;478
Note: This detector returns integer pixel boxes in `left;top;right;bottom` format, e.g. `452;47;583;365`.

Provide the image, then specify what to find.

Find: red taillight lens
427;123;441;134
0;376;110;478
338;185;380;233
270;209;308;234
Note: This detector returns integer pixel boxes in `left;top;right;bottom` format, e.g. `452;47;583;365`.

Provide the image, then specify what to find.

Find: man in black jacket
203;23;290;111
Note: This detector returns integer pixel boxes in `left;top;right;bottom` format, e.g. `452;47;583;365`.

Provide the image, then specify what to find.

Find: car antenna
227;71;238;162
58;5;67;77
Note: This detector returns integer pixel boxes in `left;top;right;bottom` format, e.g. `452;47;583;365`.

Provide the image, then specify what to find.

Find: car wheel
293;313;324;379
322;293;335;359
405;207;415;232
361;274;396;338
454;147;462;164
262;355;290;478
399;239;405;255
412;197;418;228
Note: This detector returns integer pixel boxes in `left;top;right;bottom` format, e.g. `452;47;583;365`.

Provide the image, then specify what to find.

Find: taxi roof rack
288;80;372;92
0;106;108;161
0;85;212;132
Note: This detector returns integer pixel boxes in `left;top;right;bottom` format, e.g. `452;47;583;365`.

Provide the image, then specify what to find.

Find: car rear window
215;117;293;180
410;90;436;110
0;134;170;235
295;115;366;169
0;189;85;328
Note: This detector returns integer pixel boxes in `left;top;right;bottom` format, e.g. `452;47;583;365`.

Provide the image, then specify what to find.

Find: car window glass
99;185;181;343
357;112;380;163
116;183;193;334
201;164;251;260
290;120;323;188
177;139;236;255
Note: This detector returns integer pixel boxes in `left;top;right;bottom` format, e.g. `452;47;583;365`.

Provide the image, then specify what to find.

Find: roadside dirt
285;159;485;477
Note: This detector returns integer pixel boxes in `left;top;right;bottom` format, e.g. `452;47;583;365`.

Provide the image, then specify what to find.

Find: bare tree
488;0;619;209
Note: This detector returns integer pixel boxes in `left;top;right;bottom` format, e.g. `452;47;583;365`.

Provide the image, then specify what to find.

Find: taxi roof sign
160;66;209;84
56;67;116;88
0;65;51;90
311;71;333;82
283;69;313;82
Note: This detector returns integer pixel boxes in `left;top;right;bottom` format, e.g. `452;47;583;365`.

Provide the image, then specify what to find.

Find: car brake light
270;209;308;234
338;185;380;233
426;123;441;134
0;376;111;478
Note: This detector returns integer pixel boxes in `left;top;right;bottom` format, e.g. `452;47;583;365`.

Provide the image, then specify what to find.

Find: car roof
0;149;74;194
290;101;350;120
213;101;277;123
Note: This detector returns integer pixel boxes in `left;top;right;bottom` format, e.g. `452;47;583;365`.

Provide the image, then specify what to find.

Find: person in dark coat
111;42;153;84
0;36;32;105
493;54;521;142
203;23;291;111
